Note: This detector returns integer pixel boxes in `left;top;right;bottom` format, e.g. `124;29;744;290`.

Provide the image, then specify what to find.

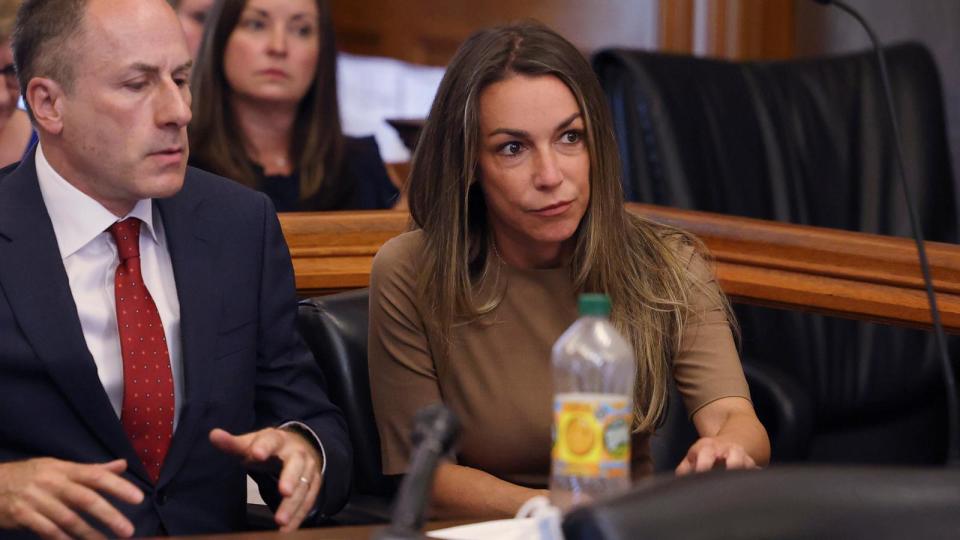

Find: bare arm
676;396;770;475
429;463;547;519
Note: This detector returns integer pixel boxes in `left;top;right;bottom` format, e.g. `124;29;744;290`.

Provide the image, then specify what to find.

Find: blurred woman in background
189;0;398;211
170;0;215;59
0;0;32;168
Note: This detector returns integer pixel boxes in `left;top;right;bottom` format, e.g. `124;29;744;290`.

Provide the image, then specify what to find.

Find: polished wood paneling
658;0;694;53
332;0;795;65
637;204;960;331
280;205;960;333
332;0;657;66
736;0;796;59
661;0;796;59
281;210;410;295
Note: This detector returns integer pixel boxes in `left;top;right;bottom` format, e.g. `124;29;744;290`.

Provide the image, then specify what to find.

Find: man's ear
26;77;66;135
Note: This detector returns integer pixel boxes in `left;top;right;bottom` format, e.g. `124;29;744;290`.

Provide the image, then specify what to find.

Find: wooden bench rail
280;210;410;294
279;205;960;333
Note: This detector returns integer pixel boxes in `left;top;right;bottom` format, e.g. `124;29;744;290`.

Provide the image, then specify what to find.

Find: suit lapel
0;154;145;477
155;176;220;486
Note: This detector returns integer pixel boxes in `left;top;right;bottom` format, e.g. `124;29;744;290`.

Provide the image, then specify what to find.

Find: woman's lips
259;68;289;78
530;200;573;217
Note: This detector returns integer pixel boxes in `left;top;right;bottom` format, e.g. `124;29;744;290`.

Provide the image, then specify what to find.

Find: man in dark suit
0;0;351;537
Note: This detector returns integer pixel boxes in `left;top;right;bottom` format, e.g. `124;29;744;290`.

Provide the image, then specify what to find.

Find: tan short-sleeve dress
368;230;749;487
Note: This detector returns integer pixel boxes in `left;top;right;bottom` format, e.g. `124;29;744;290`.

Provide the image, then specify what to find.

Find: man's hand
675;437;758;476
0;458;144;539
209;427;322;532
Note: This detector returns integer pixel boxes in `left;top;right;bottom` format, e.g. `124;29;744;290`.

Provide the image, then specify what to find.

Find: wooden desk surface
162;521;470;540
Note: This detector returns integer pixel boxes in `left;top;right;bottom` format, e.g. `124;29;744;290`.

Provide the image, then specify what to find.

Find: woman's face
0;38;18;127
477;74;590;268
175;0;214;59
223;0;320;107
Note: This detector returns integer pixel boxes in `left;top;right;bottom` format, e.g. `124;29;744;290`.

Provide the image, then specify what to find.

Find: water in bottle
550;293;636;510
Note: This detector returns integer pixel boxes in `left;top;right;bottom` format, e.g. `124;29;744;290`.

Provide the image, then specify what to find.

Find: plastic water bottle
550;293;636;510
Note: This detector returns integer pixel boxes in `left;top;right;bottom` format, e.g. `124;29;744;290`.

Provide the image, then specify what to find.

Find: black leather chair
298;289;397;524
563;466;960;539
595;42;957;465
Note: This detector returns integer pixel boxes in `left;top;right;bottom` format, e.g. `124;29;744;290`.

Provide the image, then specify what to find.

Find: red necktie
109;218;174;483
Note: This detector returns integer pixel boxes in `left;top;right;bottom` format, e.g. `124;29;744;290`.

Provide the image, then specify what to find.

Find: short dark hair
12;0;87;118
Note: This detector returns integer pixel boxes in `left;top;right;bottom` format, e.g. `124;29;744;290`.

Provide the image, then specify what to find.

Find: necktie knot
109;218;141;262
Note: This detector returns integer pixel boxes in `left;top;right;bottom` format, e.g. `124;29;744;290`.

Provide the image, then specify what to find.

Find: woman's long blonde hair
407;21;731;433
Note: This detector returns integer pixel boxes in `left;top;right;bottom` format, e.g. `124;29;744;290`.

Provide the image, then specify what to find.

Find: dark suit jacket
0;151;351;536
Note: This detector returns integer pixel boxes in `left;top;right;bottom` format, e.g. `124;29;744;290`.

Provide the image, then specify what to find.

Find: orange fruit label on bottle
552;393;631;479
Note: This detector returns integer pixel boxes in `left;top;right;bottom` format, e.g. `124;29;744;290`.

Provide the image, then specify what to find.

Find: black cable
818;0;959;465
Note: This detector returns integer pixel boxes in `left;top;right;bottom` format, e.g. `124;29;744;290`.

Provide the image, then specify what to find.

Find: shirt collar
35;142;160;259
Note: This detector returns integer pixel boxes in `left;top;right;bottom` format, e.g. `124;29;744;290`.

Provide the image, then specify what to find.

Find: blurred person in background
189;0;399;211
170;0;215;59
0;0;32;168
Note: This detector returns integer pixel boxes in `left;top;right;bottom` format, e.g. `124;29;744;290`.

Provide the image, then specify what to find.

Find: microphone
376;404;461;540
812;0;959;465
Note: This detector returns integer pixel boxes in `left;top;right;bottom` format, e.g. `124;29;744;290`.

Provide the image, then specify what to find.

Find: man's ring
299;476;310;485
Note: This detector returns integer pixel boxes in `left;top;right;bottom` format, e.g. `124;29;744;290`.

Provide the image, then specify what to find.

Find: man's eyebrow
126;60;193;76
128;63;160;76
173;60;194;74
486;112;583;138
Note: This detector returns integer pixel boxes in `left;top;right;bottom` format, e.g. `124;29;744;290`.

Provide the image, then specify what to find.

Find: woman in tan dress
368;21;769;519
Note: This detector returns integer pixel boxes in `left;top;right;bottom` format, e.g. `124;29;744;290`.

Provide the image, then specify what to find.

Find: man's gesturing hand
0;458;144;539
209;427;322;532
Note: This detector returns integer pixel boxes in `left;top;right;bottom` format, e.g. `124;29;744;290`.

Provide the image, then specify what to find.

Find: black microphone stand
814;0;959;466
375;404;461;540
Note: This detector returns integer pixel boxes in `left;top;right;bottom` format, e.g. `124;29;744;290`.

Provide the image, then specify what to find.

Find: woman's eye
295;25;316;38
498;141;523;156
561;130;582;144
241;18;266;30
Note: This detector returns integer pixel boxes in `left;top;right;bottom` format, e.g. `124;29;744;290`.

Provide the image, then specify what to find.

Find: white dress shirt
35;143;185;428
34;145;326;498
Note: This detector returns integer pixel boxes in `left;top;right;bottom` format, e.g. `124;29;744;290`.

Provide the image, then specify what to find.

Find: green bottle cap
578;293;611;317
